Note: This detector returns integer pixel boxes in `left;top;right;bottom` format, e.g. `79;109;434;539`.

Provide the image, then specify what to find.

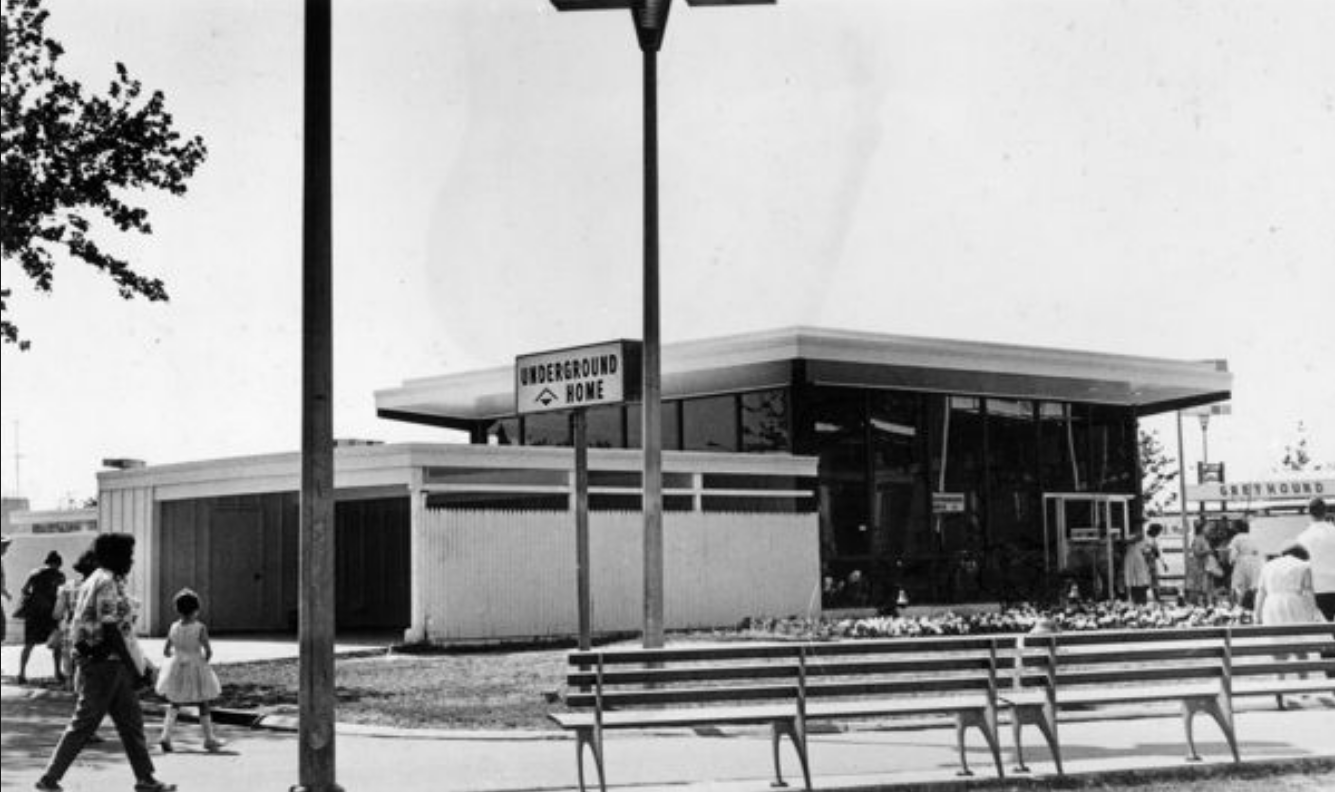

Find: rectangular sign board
516;340;642;415
932;492;965;514
1186;477;1333;503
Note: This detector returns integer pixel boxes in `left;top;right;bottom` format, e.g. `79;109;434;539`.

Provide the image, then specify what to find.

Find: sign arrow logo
535;387;560;407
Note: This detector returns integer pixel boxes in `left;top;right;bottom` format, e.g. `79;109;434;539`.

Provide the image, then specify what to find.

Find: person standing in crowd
1;535;12;644
1227;519;1263;609
1144;523;1168;602
1254;544;1321;708
1296;498;1334;619
1124;528;1152;605
1185;521;1215;605
18;551;67;685
52;550;99;689
34;533;175;792
1255;544;1320;625
1295;497;1334;680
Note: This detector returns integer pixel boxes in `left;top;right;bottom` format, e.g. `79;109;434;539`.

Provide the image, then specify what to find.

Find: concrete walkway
3;635;1333;791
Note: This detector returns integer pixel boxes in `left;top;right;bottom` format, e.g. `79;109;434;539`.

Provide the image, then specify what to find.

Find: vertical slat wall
99;485;156;633
416;510;818;643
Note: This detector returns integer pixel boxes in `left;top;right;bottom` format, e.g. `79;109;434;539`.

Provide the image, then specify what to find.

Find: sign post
517;340;641;651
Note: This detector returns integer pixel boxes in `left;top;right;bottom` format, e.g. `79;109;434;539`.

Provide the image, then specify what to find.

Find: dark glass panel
741;389;792;452
425;492;567;511
929;396;987;602
804;387;869;568
1089;405;1136;493
682;395;740;452
523;413;570;446
584;405;624;449
985;398;1040;558
869;390;928;565
626;401;681;451
1038;402;1077;493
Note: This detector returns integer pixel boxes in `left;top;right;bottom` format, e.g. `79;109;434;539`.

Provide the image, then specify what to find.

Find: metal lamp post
548;0;773;649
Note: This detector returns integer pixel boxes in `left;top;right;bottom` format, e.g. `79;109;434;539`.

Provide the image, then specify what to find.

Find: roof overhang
375;326;1232;427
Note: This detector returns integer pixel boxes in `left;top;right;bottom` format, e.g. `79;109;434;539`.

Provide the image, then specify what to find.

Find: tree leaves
1;0;207;349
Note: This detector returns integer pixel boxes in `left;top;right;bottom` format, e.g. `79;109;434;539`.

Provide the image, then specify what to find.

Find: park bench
549;635;1010;792
1007;621;1335;775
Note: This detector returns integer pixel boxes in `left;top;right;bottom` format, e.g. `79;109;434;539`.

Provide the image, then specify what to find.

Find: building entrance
1042;493;1133;600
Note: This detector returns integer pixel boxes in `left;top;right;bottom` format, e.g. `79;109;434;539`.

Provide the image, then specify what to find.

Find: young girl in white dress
155;588;224;752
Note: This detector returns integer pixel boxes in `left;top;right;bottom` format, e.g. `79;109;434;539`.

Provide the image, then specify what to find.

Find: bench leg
1183;695;1240;764
955;710;1005;779
574;726;606;792
1035;703;1063;777
770;719;811;791
953;714;974;777
1010;703;1059;775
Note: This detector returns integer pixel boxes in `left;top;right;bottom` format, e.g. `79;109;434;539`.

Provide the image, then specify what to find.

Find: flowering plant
734;601;1251;641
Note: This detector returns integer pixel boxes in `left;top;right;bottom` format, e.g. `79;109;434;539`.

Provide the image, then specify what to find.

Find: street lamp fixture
548;0;773;648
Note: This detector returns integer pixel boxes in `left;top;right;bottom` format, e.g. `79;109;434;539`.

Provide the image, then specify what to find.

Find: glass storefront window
804;387;870;580
1038;402;1077;492
986;398;1039;554
523;413;569;446
683;395;739;452
1089;405;1135;492
585;405;624;449
627;401;682;451
741;389;791;452
869;391;927;561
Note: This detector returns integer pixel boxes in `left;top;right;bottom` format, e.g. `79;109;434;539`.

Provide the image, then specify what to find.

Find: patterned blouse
70;568;138;657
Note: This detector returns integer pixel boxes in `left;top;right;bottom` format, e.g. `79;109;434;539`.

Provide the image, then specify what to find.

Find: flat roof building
377;327;1231;608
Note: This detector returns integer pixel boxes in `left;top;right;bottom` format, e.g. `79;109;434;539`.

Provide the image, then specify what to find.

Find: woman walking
34;533;175;792
18;551;66;684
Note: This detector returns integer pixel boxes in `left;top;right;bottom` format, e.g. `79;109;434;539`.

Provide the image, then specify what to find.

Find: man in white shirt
1295;497;1334;680
1297;497;1335;617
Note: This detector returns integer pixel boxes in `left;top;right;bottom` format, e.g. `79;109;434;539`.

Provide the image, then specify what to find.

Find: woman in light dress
1255;544;1320;626
1254;544;1322;709
1228;521;1264;608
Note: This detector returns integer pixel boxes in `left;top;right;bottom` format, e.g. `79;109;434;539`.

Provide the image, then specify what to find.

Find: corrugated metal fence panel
418;509;817;643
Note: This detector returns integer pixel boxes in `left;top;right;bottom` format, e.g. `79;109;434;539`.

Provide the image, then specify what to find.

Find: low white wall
413;510;819;644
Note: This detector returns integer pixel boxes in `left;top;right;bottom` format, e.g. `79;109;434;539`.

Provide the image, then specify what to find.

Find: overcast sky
2;0;1333;508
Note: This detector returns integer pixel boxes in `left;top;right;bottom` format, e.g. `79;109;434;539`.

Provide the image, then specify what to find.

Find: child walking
155;589;224;753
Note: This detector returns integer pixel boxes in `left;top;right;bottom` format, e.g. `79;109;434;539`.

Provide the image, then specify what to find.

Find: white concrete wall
413;510;819;644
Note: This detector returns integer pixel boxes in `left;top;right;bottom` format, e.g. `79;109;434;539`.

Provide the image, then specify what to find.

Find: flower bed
735;601;1252;642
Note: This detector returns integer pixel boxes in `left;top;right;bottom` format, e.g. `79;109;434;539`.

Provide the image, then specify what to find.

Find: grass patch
212;645;569;730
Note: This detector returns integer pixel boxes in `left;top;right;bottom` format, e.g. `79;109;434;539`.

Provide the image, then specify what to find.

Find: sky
2;0;1333;509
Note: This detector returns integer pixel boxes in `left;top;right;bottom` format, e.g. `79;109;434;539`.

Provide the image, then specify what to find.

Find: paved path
4;681;1333;792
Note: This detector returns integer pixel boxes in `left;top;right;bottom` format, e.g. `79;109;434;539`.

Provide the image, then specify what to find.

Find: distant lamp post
548;0;774;649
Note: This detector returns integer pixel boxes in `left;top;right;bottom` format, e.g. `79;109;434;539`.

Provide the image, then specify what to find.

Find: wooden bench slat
568;634;1005;666
1231;659;1335;677
1056;664;1222;687
550;703;797;730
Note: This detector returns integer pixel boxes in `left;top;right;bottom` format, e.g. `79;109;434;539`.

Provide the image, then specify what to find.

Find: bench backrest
1012;622;1335;699
563;634;1007;712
